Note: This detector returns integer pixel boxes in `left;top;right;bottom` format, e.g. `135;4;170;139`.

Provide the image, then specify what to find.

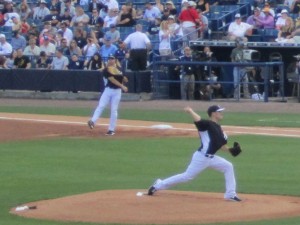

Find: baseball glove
229;142;242;157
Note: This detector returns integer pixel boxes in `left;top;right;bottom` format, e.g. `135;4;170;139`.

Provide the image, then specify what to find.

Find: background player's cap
207;105;225;117
107;54;115;59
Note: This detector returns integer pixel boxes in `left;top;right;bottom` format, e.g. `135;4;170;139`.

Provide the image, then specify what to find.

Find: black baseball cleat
87;120;94;129
148;179;161;195
226;196;242;202
148;186;157;195
105;130;115;136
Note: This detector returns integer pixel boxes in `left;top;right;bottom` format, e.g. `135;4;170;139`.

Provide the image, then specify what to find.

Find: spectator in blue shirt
99;36;118;62
11;30;27;51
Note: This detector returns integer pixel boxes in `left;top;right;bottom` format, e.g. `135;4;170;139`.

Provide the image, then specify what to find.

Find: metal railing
151;60;284;102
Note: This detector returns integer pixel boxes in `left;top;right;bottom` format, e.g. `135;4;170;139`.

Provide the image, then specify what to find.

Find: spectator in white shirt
123;24;151;71
82;36;100;60
23;38;41;56
0;34;13;56
143;1;161;22
227;13;253;42
4;12;20;27
276;9;290;30
39;35;56;56
103;9;119;28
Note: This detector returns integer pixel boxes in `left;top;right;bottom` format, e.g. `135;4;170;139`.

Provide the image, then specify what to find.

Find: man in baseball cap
227;12;253;41
178;0;200;41
207;105;225;117
148;105;242;202
0;33;13;56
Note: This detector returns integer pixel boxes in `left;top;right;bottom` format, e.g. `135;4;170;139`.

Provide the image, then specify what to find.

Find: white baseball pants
91;87;122;132
154;151;237;199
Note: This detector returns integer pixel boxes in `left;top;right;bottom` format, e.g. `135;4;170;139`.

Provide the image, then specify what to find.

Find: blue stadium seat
2;31;12;41
209;5;224;13
275;4;290;14
2;26;12;32
149;34;160;51
82;4;89;12
133;0;146;4
263;29;279;42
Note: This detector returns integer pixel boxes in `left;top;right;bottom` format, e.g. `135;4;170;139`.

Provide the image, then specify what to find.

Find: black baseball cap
207;105;225;117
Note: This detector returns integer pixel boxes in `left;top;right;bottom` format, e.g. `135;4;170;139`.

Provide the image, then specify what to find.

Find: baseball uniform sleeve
194;120;210;131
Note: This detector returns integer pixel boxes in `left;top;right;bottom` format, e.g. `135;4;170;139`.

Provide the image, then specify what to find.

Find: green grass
1;105;300;127
1;135;300;225
1;103;300;224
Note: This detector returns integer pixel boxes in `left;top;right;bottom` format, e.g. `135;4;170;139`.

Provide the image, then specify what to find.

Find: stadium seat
263;29;279;42
2;26;12;32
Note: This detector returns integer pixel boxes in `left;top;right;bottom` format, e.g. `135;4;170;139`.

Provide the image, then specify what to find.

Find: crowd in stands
0;0;297;99
0;0;296;69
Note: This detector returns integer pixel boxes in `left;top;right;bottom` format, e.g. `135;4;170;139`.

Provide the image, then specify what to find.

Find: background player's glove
229;142;242;157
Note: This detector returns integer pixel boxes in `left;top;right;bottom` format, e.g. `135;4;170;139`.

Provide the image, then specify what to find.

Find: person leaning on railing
285;18;300;42
277;17;295;40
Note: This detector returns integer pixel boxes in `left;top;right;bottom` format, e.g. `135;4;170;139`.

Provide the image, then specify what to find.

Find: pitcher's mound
11;190;300;224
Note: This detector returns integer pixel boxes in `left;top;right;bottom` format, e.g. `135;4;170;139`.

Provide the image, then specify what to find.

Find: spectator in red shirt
178;1;201;42
0;13;5;27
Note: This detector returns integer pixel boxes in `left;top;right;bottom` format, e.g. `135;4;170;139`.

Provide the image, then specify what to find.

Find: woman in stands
159;20;172;57
17;2;31;21
67;40;83;56
84;52;104;71
196;0;210;15
11;17;22;32
165;1;178;16
278;17;295;39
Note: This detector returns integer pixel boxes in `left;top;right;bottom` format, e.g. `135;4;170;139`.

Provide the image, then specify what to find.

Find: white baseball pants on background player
91;87;121;132
154;151;237;199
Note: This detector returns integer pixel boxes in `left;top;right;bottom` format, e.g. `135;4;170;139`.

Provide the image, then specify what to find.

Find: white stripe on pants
91;87;122;131
154;151;237;198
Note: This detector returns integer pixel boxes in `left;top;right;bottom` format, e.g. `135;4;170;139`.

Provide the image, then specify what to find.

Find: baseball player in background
87;54;128;136
148;105;242;201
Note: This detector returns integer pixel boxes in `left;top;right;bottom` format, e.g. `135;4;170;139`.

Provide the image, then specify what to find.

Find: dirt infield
1;99;300;224
11;190;300;225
